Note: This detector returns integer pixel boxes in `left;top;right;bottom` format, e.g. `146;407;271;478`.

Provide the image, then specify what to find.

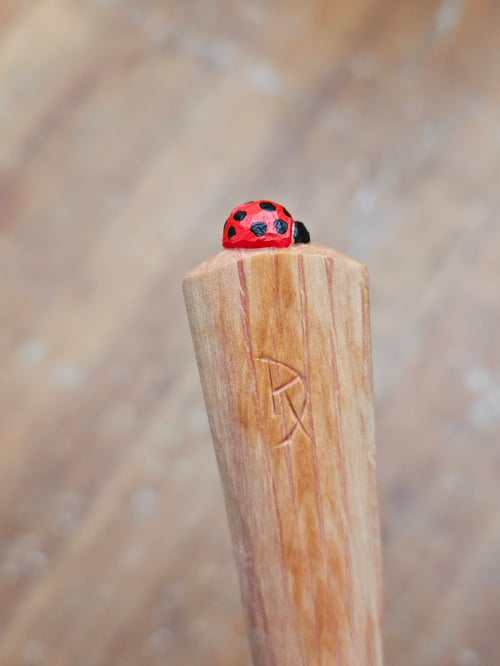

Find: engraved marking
257;356;311;448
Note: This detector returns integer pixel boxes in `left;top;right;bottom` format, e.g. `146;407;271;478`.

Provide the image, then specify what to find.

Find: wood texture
2;1;500;665
183;244;382;666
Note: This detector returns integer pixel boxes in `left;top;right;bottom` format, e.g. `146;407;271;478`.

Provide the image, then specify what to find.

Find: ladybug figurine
223;200;310;249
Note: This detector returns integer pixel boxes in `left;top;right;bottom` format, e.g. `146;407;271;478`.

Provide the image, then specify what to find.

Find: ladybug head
223;200;310;249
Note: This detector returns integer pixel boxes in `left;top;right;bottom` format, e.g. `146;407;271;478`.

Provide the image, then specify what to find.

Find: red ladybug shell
223;200;294;249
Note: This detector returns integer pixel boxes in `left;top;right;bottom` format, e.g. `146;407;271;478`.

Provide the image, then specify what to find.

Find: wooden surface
1;1;499;664
184;245;382;666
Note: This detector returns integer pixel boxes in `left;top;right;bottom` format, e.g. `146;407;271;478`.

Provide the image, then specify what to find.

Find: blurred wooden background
1;1;499;664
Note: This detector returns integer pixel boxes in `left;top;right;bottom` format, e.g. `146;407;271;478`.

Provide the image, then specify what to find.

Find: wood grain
183;244;382;666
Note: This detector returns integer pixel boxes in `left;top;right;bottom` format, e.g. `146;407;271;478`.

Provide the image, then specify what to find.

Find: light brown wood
183;243;382;666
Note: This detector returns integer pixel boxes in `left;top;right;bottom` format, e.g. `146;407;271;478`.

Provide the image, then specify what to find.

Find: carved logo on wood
256;357;311;449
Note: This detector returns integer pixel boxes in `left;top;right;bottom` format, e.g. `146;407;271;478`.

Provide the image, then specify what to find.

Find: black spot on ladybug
233;210;247;221
274;219;288;234
259;201;276;211
250;222;267;236
228;226;236;238
282;207;291;217
293;221;310;244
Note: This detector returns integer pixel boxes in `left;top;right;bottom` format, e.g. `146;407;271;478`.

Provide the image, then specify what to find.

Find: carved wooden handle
183;242;382;666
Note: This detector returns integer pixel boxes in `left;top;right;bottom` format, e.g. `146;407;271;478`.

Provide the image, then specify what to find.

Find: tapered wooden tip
183;243;382;666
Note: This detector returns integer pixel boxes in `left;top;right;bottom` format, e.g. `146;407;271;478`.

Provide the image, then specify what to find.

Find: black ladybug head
293;221;310;244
